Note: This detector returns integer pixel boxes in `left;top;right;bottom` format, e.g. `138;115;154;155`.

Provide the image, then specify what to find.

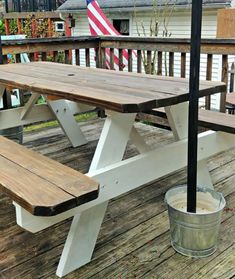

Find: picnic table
0;62;234;277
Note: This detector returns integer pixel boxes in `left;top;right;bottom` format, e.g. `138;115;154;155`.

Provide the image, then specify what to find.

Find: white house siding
72;8;231;110
132;9;223;109
71;14;94;68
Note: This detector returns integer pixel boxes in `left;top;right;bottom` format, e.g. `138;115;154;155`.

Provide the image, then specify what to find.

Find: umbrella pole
187;0;203;213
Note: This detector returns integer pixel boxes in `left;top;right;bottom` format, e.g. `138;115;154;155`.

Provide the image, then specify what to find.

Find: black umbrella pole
187;0;203;213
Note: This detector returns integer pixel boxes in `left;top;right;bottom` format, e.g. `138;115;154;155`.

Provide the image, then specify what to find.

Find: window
113;19;130;35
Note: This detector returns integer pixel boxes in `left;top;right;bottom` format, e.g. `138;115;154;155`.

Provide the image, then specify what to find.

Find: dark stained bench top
198;109;235;134
0;136;99;216
150;108;235;134
0;62;226;113
226;93;235;106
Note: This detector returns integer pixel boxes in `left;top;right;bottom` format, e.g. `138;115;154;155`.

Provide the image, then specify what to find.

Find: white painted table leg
47;99;87;147
20;93;40;120
165;102;188;140
56;112;136;277
56;202;108;277
89;111;136;170
0;85;5;100
166;103;214;189
130;126;151;153
197;160;214;189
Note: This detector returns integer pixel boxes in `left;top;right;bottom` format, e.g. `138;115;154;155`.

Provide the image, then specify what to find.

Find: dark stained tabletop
0;62;226;113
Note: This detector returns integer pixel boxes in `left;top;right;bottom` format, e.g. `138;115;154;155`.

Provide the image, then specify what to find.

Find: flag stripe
89;23;98;36
88;16;103;35
89;1;132;61
106;48;123;69
92;1;119;35
89;17;125;68
87;10;112;35
87;0;131;69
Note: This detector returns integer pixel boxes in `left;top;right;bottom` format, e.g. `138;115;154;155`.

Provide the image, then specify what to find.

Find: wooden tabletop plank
2;62;224;95
0;62;226;113
5;61;223;89
29;61;223;87
0;136;99;213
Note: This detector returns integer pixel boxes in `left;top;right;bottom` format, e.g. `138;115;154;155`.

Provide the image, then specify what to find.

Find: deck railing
2;36;235;112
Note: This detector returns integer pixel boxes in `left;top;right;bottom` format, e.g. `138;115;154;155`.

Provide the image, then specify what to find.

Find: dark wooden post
16;0;21;12
157;52;162;76
205;54;213;110
230;62;235;93
30;0;36;12
137;50;142;73
180;53;186;78
4;0;9;13
220;55;228;112
47;0;52;11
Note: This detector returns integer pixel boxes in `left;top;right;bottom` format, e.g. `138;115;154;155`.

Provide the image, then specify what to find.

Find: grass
24;112;97;132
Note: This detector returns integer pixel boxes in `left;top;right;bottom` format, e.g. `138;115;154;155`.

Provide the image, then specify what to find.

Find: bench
0;136;99;216
141;108;235;134
226;93;235;115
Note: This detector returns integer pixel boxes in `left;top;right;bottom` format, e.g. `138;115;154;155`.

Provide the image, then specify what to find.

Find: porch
0;116;234;279
0;36;235;278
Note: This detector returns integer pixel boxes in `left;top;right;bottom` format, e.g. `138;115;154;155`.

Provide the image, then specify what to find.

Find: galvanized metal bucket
0;126;23;144
165;185;226;258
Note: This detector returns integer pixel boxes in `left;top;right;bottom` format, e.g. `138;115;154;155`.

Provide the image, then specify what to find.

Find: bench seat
143;108;235;134
198;109;235;134
0;136;99;216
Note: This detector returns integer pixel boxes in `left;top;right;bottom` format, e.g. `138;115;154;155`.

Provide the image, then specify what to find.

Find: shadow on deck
0;117;235;279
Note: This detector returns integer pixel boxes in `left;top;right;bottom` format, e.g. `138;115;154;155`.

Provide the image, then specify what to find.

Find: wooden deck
0;117;235;279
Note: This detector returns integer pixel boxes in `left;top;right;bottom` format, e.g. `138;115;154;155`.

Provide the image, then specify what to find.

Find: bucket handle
218;192;224;209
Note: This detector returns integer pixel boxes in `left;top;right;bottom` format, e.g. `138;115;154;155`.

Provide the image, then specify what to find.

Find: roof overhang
58;3;230;13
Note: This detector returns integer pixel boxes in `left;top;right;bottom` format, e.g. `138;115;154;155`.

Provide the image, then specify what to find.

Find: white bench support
47;99;87;147
21;93;40;120
0;100;92;130
197;160;214;189
130;126;151;153
56;111;136;277
56;202;108;277
14;130;235;229
165;103;188;140
0;85;5;99
0;85;90;147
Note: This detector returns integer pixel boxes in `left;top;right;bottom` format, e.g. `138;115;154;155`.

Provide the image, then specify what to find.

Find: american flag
86;0;129;69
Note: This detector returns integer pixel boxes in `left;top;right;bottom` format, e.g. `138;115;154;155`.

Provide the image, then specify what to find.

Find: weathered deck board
0;118;235;279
